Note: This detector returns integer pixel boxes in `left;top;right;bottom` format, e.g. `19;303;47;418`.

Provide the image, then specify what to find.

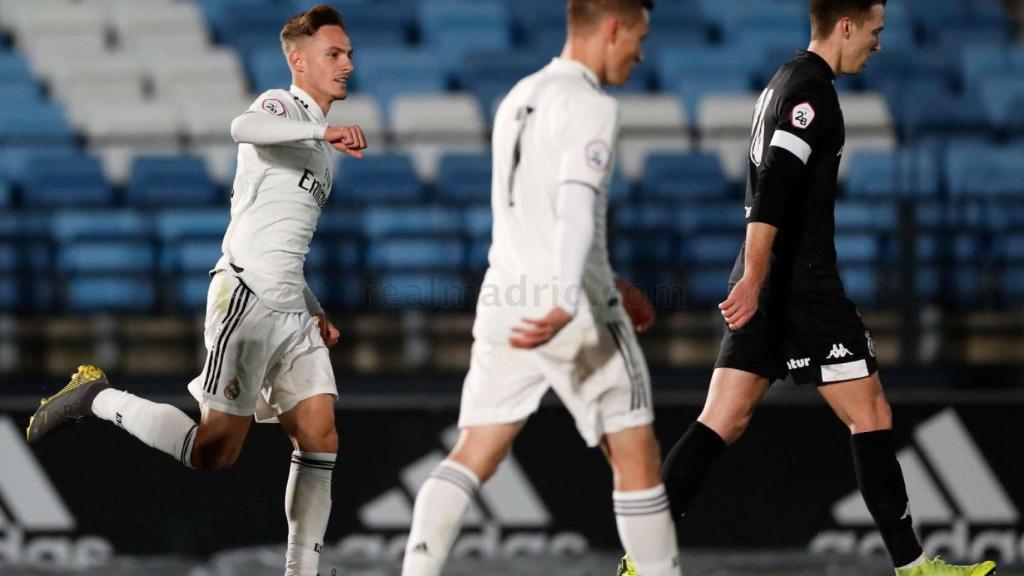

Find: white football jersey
474;58;621;344
216;86;332;313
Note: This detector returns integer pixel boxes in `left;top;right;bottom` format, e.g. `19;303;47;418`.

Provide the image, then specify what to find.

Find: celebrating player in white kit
401;2;681;576
26;6;366;576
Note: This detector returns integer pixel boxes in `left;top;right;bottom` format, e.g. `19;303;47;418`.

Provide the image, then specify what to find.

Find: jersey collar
289;85;327;124
548;58;602;91
800;50;836;81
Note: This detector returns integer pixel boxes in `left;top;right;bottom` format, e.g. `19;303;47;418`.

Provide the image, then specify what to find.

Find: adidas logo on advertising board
335;427;588;560
810;409;1021;562
0;416;113;569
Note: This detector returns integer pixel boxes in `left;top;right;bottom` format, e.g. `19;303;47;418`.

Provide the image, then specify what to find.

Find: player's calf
606;426;682;576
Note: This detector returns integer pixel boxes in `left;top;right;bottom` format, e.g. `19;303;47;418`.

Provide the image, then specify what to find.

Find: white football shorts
459;308;654;446
187;272;337;422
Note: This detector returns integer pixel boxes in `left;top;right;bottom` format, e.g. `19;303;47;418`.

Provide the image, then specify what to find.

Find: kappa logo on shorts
787;357;811;370
224;378;240;400
811;409;1020;563
825;343;853;360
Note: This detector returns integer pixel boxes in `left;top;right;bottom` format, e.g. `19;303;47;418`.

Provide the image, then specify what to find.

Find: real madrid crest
225;378;241;400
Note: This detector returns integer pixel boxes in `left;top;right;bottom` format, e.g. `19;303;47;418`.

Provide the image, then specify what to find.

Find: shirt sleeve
748;88;832;227
230;91;327;145
554;181;596;316
557;94;619;191
768;88;831;165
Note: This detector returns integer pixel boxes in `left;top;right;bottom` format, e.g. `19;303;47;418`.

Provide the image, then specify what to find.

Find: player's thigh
278;393;338;453
188;276;278;418
601;424;662;491
817;373;891;433
457;340;549;431
258;313;337;424
448;421;526;482
698;367;771;444
548;317;653;449
192;404;253;470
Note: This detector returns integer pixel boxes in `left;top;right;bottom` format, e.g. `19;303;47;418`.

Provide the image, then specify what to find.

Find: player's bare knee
191;443;241;471
294;423;338;454
849;396;892;434
449;445;507;483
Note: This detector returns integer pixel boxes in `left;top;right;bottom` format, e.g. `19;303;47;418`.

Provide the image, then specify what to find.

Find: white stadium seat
327;95;386;144
618;95;693;181
390;93;485;144
79;103;181;145
150;49;249;101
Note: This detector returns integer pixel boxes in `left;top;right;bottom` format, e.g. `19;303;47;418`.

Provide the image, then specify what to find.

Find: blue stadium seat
0;180;9;208
290;0;413;45
504;0;564;44
58;241;155;274
1001;233;1024;262
248;48;292;94
373;272;467;308
615;234;675;267
162;239;222;275
613;202;677;233
845;150;940;198
463;206;492;239
366;238;465;270
317;209;364;237
0;241;49;273
364;206;462;237
675;202;746;234
835;234;880;265
960;45;1024;89
946;143;1024;197
0;277;54;312
835;201;899;231
19;154;113;207
840;268;878;306
979;77;1024;131
333;154;423;203
467;239;490;271
1004;266;1024;304
154;209;230;241
67;277;155;313
178;275;212;312
685;268;732;307
52;211;150;242
202;0;291;45
419;1;509;45
932;20;1012;51
127;156;219;207
436;152;491;203
899;91;991;140
0;54;34;84
0;211;50;239
678;234;743;265
457;50;547;110
0;105;76;147
641;153;730;200
354;49;446;106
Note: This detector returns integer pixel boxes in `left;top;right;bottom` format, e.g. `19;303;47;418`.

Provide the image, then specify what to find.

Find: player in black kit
618;1;999;576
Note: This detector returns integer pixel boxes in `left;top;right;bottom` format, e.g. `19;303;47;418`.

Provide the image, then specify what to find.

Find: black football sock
851;430;923;567
661;421;727;520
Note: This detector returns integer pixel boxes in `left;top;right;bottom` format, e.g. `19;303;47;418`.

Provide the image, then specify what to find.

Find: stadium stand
0;0;1020;377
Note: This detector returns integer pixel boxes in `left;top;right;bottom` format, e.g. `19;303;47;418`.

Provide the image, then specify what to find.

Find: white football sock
401;460;479;576
91;389;197;469
285;451;335;576
614;484;682;576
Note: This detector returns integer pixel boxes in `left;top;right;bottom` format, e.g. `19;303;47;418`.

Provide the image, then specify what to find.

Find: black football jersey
730;50;847;296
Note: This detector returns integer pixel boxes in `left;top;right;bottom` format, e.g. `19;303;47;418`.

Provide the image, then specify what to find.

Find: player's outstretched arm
230;111;327;145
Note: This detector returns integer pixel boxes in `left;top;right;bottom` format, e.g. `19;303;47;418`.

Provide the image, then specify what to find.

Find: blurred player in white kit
400;2;682;576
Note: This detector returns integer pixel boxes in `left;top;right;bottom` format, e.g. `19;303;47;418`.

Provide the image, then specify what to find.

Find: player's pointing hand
509;307;573;349
324;124;367;159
